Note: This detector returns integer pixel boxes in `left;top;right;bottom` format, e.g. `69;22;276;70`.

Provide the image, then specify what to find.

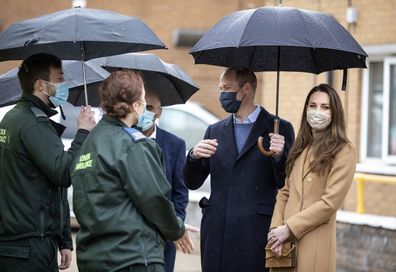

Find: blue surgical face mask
136;102;155;131
43;81;69;107
219;83;246;113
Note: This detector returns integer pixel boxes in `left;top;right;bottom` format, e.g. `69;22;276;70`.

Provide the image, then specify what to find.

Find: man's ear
34;79;43;92
33;79;47;95
246;82;253;93
156;107;162;119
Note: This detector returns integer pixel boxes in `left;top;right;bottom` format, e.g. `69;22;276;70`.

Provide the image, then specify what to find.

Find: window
384;59;396;159
362;58;396;163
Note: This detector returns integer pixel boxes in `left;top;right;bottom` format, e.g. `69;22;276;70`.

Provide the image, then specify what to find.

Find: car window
159;108;208;150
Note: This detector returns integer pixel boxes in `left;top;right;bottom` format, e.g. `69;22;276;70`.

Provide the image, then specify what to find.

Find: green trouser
0;236;59;272
116;263;165;272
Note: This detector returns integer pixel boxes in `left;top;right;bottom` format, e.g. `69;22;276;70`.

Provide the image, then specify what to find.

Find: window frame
383;58;396;162
360;56;396;165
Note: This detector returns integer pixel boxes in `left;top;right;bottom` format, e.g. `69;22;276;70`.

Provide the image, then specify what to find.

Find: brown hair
17;53;62;94
285;84;350;176
225;67;257;91
99;70;143;119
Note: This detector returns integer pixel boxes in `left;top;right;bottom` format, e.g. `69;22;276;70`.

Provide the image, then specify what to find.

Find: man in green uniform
0;53;96;271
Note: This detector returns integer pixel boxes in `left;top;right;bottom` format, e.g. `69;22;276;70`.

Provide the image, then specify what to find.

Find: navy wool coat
156;126;188;220
156;126;189;272
184;108;294;272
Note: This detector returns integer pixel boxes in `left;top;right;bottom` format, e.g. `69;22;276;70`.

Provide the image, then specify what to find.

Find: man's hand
58;248;72;270
267;225;291;251
174;224;200;254
77;105;96;131
191;139;218;159
269;133;285;157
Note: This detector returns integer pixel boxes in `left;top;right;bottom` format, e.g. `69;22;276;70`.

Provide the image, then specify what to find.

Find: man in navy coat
142;90;190;272
184;67;295;272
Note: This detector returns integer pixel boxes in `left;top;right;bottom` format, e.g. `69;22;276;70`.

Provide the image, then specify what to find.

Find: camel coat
270;143;356;272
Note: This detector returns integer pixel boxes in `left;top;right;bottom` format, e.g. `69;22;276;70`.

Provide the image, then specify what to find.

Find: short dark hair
225;67;257;91
17;53;62;94
99;70;143;119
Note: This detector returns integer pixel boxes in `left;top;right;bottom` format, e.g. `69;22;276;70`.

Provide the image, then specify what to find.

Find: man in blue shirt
185;67;295;272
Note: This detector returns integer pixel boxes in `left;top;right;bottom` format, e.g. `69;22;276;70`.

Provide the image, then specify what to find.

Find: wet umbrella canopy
0;61;110;107
0;7;166;104
190;6;367;74
190;5;367;155
0;7;165;61
90;53;199;106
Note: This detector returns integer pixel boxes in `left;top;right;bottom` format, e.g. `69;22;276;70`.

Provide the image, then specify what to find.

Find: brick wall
1;1;396;198
337;222;396;272
342;181;396;217
1;0;394;123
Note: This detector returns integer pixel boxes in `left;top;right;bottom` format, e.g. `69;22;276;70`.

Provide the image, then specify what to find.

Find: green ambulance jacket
0;94;88;250
71;115;185;272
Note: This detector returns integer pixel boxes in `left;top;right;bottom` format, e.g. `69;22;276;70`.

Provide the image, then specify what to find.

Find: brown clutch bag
265;241;296;268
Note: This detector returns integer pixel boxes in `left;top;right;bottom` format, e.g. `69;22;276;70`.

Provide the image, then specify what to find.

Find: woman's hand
267;224;291;251
271;243;284;257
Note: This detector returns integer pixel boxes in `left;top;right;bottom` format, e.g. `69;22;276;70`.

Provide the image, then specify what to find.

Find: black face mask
219;84;246;113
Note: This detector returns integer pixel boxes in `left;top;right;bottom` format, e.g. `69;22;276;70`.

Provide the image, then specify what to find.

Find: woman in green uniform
71;71;189;272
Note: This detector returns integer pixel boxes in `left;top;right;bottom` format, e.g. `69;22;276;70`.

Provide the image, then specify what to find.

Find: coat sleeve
59;188;73;250
22;123;88;187
285;144;357;240
184;126;211;190
271;120;295;189
270;174;291;229
171;139;189;221
118;141;185;241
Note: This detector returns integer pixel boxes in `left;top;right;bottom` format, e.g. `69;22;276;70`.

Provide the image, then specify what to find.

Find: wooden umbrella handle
257;118;280;156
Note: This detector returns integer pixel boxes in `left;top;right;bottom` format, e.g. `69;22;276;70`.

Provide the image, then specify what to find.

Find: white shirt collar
148;125;157;140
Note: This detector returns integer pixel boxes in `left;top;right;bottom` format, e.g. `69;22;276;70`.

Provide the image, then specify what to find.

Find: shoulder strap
30;107;49;122
123;127;146;143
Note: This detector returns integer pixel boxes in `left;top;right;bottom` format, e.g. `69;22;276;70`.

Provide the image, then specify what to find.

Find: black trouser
164;241;176;272
117;263;165;272
0;236;59;272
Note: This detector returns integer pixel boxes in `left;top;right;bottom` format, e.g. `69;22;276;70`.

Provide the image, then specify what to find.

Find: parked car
159;102;219;197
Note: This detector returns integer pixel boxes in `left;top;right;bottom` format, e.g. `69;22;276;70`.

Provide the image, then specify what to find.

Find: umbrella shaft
80;42;89;106
81;60;89;106
276;46;280;117
276;69;279;117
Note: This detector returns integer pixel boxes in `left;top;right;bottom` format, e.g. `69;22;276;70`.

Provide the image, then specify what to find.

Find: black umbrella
0;7;165;104
0;61;109;107
190;5;367;155
90;53;199;106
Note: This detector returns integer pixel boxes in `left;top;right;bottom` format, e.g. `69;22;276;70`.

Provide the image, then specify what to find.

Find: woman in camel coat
267;84;357;272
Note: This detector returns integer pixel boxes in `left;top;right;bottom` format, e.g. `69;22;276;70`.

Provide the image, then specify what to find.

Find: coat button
307;177;312;183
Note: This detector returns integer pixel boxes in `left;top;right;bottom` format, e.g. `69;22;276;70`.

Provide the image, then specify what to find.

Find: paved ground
64;232;202;272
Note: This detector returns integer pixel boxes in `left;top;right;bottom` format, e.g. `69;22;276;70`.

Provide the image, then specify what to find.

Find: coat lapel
292;147;312;198
221;115;238;160
155;126;164;145
236;108;273;161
